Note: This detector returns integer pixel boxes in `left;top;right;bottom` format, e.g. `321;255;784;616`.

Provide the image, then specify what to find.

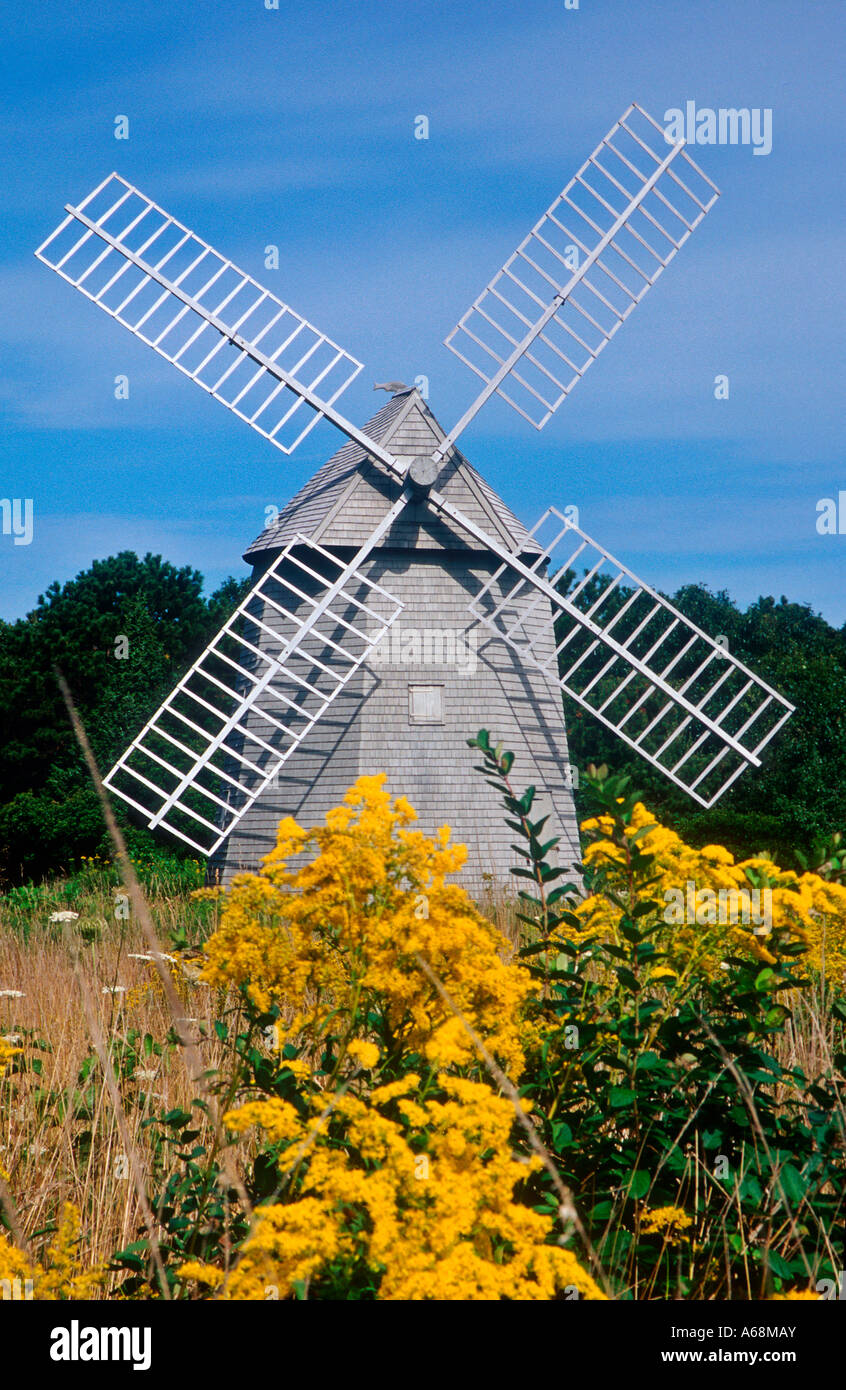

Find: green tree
0;552;250;884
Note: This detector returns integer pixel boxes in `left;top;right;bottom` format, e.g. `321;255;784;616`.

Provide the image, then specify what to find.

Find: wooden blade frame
104;524;406;855
467;508;794;807
440;103;719;452
35;173;372;457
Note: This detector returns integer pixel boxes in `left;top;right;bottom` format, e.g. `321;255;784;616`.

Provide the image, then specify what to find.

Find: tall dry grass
0;868;233;1288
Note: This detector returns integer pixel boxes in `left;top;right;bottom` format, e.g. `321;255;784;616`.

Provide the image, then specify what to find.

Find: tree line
0;551;843;884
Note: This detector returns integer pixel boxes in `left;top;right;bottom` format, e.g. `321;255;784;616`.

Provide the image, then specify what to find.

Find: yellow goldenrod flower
570;801;845;981
641;1206;694;1242
201;774;532;1078
203;1073;605;1301
188;779;603;1301
347;1039;380;1069
0;1038;22;1075
0;1204;105;1299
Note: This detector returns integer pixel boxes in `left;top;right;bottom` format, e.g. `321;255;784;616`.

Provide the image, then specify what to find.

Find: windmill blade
440;103;719;450
463;507;793;808
35;173;392;461
104;525;405;856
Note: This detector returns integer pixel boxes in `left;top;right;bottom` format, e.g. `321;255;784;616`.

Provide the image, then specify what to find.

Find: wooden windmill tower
223;384;582;890
36;105;794;894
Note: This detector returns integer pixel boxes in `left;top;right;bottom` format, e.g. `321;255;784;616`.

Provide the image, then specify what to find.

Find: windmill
35;104;794;894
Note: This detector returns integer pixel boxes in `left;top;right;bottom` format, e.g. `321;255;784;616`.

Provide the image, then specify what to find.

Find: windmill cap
244;388;543;561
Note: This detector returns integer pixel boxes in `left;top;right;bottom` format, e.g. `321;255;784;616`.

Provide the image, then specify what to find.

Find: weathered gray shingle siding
214;548;580;897
211;390;580;899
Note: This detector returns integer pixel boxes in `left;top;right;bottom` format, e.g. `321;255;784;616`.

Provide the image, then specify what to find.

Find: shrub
471;732;846;1299
172;774;603;1300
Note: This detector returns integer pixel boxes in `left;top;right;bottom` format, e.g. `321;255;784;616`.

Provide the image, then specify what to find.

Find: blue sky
2;0;845;624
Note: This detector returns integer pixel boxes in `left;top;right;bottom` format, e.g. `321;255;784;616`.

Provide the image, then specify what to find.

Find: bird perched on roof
373;381;411;394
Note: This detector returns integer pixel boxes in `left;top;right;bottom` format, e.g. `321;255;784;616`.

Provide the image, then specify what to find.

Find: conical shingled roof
243;389;536;561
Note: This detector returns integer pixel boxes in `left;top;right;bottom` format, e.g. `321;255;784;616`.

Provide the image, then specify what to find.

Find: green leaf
779;1163;805;1207
635;1051;662;1072
629;824;659;843
620;920;643;944
602;944;629;961
551;1120;573;1150
112;1240;149;1270
739;1174;763;1204
162;1107;192;1128
518;941;555;959
628;1170;650;1199
520;786;537;813
764;1006;786;1028
609;1086;636;1108
766;1250;796;1280
537;838;561;859
547;885;579;906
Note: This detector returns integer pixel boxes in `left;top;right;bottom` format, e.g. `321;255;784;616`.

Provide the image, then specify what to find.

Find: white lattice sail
469;509;794;807
104;536;404;854
36;174;363;453
444;103;719;430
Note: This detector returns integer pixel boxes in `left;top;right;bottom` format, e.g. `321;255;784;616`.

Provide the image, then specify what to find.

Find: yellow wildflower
0;1204;105;1300
201;775;532;1077
189;779;603;1300
212;1070;603;1301
770;1288;822;1300
179;1198;345;1300
347;1040;380;1069
0;1038;22;1075
571;801;846;981
223;1098;306;1145
641;1205;693;1242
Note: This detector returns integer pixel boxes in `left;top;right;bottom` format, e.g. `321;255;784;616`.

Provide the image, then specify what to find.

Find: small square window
408;684;444;725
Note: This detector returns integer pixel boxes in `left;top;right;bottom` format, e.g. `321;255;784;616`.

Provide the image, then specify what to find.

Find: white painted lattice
469;509;793;807
36;174;363;453
445;103;719;430
103;536;404;854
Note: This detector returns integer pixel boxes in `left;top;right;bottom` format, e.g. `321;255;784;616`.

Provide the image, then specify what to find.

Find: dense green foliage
0;552;249;885
470;732;846;1299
